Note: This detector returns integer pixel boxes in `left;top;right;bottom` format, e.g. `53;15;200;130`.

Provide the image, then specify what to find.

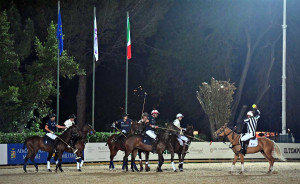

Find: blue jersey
45;119;56;132
146;115;156;131
117;119;132;133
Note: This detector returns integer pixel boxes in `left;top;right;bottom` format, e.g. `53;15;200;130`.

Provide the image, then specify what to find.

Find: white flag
94;16;98;61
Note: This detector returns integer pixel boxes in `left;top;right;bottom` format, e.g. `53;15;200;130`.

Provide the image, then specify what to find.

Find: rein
218;127;239;149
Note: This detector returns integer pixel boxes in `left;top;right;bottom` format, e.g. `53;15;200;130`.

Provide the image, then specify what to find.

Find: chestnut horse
167;124;194;172
23;125;80;172
214;124;286;174
106;121;145;171
49;124;96;172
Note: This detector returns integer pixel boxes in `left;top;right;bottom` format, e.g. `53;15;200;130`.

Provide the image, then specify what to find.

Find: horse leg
171;152;176;172
47;152;53;172
261;149;275;174
229;154;239;174
239;154;245;174
122;151;130;172
30;155;38;172
178;153;183;171
109;147;117;170
181;153;187;172
56;152;63;172
76;159;81;171
156;154;164;172
80;155;84;168
131;149;139;172
138;150;143;172
145;152;150;172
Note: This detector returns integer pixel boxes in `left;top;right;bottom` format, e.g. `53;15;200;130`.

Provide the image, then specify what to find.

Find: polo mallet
141;92;147;119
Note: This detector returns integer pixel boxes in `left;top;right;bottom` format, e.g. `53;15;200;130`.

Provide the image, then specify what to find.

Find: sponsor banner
7;144;79;165
0;144;8;165
279;143;300;158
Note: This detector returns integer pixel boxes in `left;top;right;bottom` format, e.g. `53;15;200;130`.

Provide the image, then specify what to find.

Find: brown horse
214;124;286;174
23;125;81;172
122;123;173;172
49;124;96;172
167;124;194;172
106;121;145;171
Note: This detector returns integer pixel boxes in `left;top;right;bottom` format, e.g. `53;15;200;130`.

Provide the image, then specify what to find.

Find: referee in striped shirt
240;104;261;155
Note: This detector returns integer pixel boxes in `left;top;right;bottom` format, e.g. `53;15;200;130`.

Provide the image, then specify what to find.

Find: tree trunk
76;75;87;128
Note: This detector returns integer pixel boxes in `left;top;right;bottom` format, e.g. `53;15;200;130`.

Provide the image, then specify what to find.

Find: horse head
130;121;144;134
82;124;96;135
185;124;194;137
213;123;232;140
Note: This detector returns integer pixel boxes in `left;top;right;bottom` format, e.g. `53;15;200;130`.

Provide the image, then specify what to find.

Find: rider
44;113;66;152
145;110;159;153
63;114;78;153
240;104;261;155
64;114;76;128
112;113;132;142
173;113;189;154
138;112;150;124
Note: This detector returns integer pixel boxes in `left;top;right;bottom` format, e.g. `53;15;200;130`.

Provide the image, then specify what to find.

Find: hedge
0;131;115;144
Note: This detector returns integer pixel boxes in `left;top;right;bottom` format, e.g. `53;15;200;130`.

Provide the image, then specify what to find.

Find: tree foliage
196;78;236;137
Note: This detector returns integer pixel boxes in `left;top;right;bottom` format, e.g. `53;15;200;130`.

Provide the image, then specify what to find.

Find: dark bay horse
49;124;96;172
23;125;81;172
106;121;145;171
214;124;286;174
122;123;174;172
167;124;194;172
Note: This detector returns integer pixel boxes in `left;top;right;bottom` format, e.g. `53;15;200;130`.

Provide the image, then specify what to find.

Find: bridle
216;126;239;149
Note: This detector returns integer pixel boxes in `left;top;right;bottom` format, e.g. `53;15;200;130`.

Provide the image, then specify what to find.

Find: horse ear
224;123;227;127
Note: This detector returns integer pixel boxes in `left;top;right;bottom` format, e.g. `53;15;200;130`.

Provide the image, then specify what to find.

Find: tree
196;78;236;137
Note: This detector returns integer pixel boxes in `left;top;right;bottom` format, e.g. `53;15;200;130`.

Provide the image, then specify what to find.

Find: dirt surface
0;162;299;184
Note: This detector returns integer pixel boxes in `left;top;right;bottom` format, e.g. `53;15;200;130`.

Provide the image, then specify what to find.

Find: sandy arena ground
0;162;299;184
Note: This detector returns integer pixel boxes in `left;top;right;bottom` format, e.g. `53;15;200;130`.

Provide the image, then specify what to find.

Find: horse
122;123;174;172
48;124;96;172
167;124;194;172
23;125;81;172
106;121;145;171
214;124;286;174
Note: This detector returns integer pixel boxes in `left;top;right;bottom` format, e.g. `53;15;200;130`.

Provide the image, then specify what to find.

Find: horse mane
58;124;79;140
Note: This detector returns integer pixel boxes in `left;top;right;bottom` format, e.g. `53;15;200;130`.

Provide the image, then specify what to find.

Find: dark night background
0;0;299;140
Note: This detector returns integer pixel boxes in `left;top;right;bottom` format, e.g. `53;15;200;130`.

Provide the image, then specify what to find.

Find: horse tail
272;141;286;161
23;139;28;149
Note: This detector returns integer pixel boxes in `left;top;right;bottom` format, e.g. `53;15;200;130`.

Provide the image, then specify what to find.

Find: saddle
142;134;153;146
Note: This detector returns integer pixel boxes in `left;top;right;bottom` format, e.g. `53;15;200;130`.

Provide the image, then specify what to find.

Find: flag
127;15;131;60
94;16;98;61
57;9;63;56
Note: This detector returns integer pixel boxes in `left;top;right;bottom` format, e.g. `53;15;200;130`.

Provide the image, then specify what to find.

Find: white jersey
173;119;181;128
64;119;75;128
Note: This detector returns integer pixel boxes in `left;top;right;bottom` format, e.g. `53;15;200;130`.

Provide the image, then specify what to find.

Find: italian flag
127;15;131;60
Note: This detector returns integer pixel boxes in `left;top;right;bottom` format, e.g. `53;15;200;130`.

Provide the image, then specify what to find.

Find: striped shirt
244;109;261;136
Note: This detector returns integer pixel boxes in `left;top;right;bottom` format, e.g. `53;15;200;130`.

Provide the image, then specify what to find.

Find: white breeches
146;130;157;140
122;130;127;133
178;135;189;143
240;133;254;141
46;133;57;140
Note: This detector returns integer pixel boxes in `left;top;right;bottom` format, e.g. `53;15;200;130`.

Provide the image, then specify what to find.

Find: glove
112;123;116;128
50;131;54;134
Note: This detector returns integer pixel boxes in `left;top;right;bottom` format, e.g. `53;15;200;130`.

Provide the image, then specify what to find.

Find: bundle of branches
196;77;236;137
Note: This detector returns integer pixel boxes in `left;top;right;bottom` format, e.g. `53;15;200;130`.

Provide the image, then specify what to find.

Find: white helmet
247;111;254;117
176;113;184;118
151;110;160;115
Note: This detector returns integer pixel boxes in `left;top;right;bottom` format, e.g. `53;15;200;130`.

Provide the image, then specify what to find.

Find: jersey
64;119;74;128
244;109;261;137
146;115;156;131
173;119;181;128
45;119;56;132
117;119;132;133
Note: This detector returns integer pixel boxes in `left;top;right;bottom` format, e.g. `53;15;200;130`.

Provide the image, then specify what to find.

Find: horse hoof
239;171;243;175
174;170;177;172
267;171;271;174
48;169;52;172
78;169;82;172
180;169;183;172
60;169;64;172
228;171;232;174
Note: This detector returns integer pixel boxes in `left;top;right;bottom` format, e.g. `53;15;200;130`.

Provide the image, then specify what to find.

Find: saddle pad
177;137;184;146
142;136;152;145
43;136;53;146
248;138;258;147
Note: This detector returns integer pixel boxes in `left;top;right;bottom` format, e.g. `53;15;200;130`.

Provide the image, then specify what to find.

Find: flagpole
281;0;287;135
92;7;96;129
125;11;129;114
56;0;60;131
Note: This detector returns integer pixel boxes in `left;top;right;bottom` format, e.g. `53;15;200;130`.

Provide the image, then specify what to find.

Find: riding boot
112;133;122;143
240;141;245;155
181;143;187;154
52;138;59;152
152;139;158;154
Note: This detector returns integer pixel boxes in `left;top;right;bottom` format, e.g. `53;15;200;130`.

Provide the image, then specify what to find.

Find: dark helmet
69;114;76;119
122;112;129;118
142;112;149;118
49;113;56;118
